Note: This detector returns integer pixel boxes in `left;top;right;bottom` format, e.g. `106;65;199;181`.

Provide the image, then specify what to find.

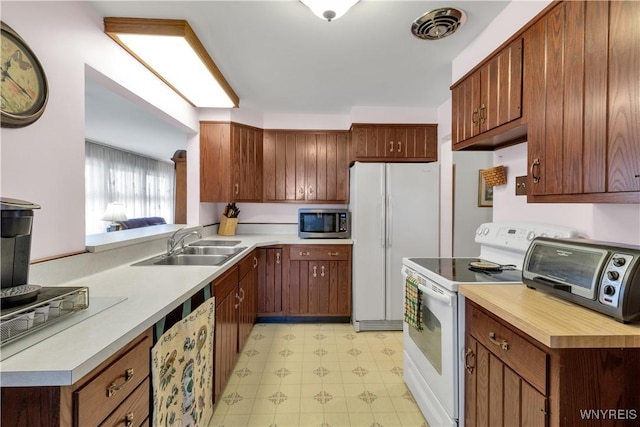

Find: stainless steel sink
152;254;230;266
132;245;247;266
182;246;246;256
188;240;242;247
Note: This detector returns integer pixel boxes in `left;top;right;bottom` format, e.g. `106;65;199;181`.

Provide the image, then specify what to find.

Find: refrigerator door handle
378;196;385;247
387;196;393;247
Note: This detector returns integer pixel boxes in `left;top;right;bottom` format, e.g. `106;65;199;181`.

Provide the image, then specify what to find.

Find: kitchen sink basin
182;246;246;256
152;254;230;266
132;244;247;267
188;240;242;247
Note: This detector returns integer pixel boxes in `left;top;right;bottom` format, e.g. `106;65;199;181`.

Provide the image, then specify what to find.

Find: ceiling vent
411;8;466;40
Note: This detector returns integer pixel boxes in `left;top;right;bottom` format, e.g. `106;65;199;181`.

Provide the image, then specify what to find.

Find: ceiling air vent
411;8;466;40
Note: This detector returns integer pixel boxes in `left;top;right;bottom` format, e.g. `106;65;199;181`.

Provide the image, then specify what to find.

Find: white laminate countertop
0;234;352;387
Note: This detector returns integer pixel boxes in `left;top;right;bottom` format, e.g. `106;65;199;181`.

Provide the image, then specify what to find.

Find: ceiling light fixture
300;0;360;22
104;18;239;108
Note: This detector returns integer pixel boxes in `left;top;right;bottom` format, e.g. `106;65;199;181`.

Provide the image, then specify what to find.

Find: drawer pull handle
313;265;318;278
488;331;509;351
389;141;394;152
299;251;310;256
530;158;541;184
328;251;339;256
107;368;134;397
397;141;402;153
253;256;258;268
276;252;281;264
125;412;135;427
234;183;239;195
321;265;325;277
464;348;475;374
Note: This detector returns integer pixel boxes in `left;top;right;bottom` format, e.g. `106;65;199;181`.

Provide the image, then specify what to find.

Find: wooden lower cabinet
287;245;351;317
213;266;240;401
465;300;640;427
238;251;258;351
1;328;152;427
257;247;283;318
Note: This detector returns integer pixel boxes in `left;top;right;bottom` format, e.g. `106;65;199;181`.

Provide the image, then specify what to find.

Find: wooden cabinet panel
257;247;283;317
286;245;351;317
451;38;523;150
525;1;639;202
351;124;437;162
213;266;239;401
238;251;258;351
200;121;262;202
608;0;640;193
98;378;149;427
263;130;349;203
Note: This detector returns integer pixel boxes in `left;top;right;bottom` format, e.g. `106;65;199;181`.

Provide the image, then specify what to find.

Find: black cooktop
407;257;523;284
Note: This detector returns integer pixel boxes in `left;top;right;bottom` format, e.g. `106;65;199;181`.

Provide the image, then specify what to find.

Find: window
85;141;175;234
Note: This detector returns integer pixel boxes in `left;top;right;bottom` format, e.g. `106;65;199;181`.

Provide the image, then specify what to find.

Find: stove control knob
603;285;616;296
526;231;536;241
612;257;626;267
607;271;620;281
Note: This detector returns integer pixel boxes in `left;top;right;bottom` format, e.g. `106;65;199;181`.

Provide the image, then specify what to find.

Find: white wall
451;0;640;245
1;1;199;259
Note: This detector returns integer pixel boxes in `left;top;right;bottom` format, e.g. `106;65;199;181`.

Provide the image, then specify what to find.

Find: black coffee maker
1;198;40;289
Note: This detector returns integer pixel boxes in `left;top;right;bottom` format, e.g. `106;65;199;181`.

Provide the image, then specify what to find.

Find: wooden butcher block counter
460;284;640;427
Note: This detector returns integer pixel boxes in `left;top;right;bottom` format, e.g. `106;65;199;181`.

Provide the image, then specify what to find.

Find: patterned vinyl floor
208;323;429;427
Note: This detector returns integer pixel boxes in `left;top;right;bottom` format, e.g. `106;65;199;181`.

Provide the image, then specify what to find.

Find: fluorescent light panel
104;18;239;108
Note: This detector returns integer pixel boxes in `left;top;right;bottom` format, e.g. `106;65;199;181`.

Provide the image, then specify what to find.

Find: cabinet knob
530;158;541;184
107;368;134;397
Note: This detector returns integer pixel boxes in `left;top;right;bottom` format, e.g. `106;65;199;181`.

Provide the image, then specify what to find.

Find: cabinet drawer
214;265;238;302
289;245;350;260
99;378;150;427
467;303;547;394
75;333;151;427
238;250;257;278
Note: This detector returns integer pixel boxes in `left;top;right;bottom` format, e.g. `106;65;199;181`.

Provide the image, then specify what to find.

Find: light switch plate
515;176;527;196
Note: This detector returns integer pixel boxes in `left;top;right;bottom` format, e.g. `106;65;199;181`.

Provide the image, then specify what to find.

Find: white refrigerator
350;162;439;331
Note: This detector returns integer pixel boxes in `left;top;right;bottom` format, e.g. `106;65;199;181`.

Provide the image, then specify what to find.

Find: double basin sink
133;240;246;267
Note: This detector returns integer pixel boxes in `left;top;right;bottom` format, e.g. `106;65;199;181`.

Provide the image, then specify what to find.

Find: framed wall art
478;169;494;207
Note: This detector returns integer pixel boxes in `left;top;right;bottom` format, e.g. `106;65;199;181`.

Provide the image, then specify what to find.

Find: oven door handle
417;283;454;306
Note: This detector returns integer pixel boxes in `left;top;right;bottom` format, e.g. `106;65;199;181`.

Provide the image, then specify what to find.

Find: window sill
85;224;201;253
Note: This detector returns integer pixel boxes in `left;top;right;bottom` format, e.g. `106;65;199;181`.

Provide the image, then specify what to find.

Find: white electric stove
402;222;580;427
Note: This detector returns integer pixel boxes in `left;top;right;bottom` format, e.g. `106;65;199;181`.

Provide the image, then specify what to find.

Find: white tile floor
208;323;429;427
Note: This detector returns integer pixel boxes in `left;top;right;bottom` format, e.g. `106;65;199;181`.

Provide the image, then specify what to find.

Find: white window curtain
85;141;175;234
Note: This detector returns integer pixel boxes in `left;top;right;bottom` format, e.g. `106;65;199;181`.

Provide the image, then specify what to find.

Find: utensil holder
218;216;238;236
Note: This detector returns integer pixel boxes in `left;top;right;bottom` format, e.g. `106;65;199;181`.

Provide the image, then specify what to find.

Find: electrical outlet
515;176;527;196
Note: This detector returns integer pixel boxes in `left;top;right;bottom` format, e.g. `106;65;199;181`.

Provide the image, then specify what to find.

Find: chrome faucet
167;228;202;256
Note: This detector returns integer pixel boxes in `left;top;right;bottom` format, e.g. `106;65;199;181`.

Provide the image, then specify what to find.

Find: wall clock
1;21;48;128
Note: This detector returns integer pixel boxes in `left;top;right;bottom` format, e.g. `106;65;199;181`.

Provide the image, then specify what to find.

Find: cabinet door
399;126;438;161
238;252;258;351
263;131;298;201
200;122;232;202
608;0;640;193
465;335;547;427
309;132;349;202
257;248;283;316
214;290;239;401
352;126;386;159
231;124;263;202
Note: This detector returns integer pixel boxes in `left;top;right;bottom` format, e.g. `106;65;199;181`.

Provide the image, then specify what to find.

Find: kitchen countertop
460;284;640;349
0;234;352;387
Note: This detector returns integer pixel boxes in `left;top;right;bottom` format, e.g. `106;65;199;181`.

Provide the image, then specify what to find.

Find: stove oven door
403;267;458;427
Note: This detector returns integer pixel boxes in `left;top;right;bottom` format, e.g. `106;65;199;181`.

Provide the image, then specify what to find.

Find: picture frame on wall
478;170;493;207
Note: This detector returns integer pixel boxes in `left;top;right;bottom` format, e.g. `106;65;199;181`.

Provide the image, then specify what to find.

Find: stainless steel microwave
298;209;350;239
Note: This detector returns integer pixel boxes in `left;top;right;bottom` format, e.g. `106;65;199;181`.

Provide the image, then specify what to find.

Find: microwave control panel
598;253;635;308
338;213;349;232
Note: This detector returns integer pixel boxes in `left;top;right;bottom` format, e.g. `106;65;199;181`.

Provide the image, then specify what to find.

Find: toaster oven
522;237;640;323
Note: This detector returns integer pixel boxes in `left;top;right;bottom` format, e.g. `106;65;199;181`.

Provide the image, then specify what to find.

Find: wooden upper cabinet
525;0;639;203
451;38;524;150
263;130;349;203
200;121;263;203
350;124;437;162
